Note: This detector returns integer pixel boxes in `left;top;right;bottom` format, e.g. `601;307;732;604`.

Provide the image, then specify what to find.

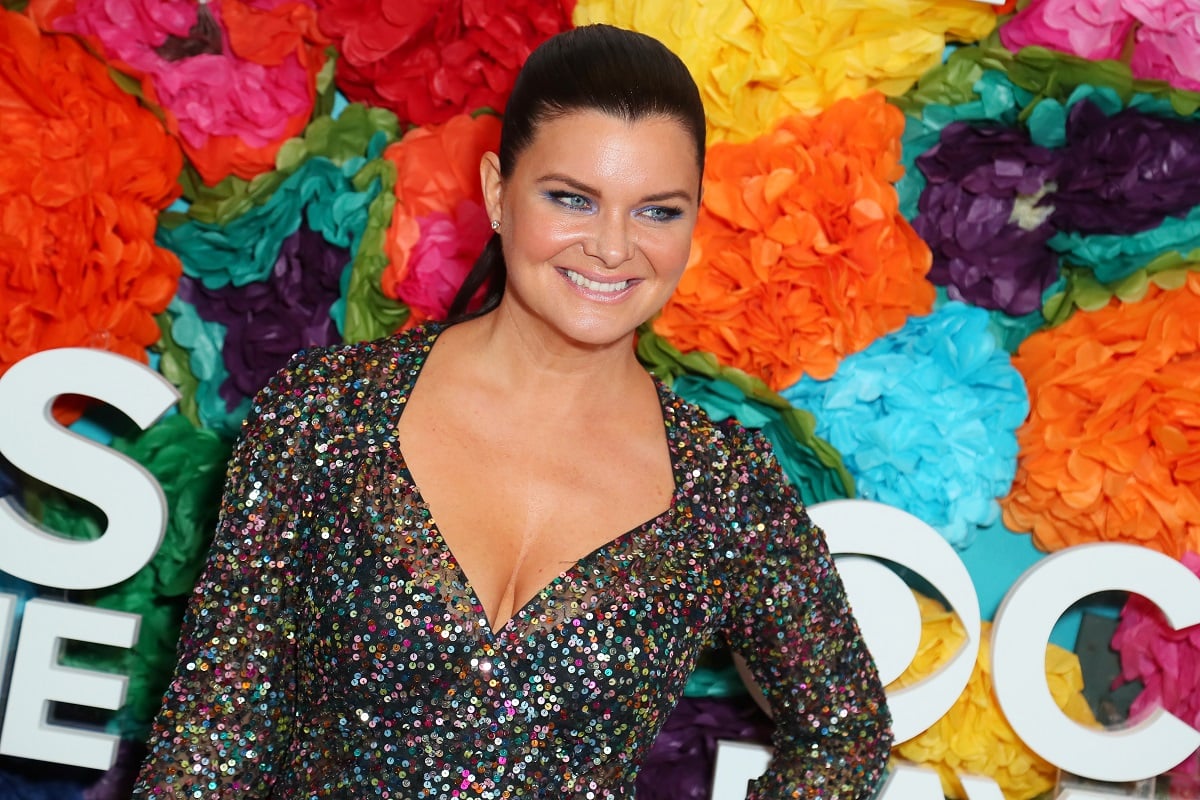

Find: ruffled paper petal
161;297;248;436
782;303;1027;549
913;121;1061;316
1051;100;1200;236
30;0;331;185
41;415;232;736
380;113;502;322
636;328;855;504
575;0;996;144
1002;273;1200;557
315;0;574;125
654;93;934;389
1110;551;1200;756
158;155;381;290
892;591;1099;800
176;221;348;404
999;0;1134;61
0;10;182;390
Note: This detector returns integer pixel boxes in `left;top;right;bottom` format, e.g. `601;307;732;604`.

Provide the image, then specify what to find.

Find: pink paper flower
395;201;491;321
1125;0;1200;91
30;0;329;183
1111;551;1200;756
1000;0;1134;61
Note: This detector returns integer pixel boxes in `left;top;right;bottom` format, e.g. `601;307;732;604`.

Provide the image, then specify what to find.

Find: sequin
133;324;891;799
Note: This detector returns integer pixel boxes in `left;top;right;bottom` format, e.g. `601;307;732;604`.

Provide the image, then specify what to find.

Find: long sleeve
133;354;320;798
720;429;892;799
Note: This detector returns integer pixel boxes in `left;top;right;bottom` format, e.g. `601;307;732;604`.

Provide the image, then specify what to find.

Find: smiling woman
133;24;892;800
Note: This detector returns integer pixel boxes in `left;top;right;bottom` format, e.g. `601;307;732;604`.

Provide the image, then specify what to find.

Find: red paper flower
315;0;575;125
0;11;182;380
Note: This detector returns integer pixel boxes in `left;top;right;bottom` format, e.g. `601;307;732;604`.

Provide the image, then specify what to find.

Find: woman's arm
132;354;320;798
721;430;892;799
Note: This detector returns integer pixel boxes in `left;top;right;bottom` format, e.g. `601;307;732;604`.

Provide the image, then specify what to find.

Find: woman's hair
446;24;706;321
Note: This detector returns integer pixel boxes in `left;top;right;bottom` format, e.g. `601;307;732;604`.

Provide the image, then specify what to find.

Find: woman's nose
582;212;633;267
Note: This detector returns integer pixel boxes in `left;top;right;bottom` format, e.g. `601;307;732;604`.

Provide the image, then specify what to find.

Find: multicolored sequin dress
133;324;891;799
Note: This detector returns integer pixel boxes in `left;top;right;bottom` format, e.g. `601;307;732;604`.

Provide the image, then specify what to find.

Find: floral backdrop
1;0;1199;798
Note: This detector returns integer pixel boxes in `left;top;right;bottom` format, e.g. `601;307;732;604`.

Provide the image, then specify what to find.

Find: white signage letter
992;543;1200;781
0;598;139;769
0;348;179;589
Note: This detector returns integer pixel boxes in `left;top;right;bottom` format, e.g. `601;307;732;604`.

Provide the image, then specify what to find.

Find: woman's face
482;109;701;349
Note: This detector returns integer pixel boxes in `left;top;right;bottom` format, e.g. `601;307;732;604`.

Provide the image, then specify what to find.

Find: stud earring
490;220;500;231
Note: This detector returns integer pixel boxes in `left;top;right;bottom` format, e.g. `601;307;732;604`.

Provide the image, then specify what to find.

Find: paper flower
1126;0;1200;92
913;121;1062;316
653;93;934;389
634;697;771;800
0;11;182;381
1002;272;1200;558
574;0;996;144
315;0;574;125
999;0;1134;62
1000;0;1200;93
1051;100;1200;236
891;591;1098;800
157;143;387;432
41;415;232;737
30;0;330;185
176;222;348;406
1110;551;1200;746
782;303;1028;549
672;375;853;507
380;113;502;321
395;202;492;322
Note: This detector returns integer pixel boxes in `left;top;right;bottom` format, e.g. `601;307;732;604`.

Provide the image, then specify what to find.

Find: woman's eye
641;205;683;222
548;191;591;210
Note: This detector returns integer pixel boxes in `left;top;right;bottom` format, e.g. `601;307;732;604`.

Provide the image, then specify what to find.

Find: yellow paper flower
573;0;997;143
890;592;1099;800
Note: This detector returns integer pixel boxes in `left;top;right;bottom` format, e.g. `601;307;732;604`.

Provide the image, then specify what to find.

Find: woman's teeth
565;270;630;293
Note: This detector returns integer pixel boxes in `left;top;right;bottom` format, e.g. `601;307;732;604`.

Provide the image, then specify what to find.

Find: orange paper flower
891;592;1098;800
1002;272;1200;558
653;93;933;390
0;11;182;377
380;113;501;323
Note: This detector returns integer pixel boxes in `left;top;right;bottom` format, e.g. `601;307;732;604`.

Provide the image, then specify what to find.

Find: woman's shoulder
245;324;442;437
269;324;439;395
658;379;783;488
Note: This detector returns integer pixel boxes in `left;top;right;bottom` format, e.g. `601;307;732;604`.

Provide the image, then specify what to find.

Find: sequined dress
133;324;891;799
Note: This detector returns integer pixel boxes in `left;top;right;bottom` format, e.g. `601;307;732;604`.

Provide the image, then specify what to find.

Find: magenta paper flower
1111;551;1200;749
31;0;328;183
395;200;491;321
1000;0;1134;61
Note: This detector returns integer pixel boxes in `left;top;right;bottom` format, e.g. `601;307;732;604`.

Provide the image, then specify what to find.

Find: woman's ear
480;152;503;230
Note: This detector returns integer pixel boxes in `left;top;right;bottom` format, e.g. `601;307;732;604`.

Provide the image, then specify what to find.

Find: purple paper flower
178;222;348;406
1052;100;1200;235
634;696;771;800
913;122;1062;315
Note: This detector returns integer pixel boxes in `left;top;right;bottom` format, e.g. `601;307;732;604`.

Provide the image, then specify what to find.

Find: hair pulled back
447;24;706;321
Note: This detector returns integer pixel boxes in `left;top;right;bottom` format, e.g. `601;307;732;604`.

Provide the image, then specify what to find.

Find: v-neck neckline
388;324;686;639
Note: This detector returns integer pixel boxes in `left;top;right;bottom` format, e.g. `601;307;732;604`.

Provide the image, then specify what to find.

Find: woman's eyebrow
536;173;696;204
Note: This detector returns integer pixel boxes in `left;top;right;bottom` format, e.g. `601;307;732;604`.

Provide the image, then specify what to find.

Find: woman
134;24;891;799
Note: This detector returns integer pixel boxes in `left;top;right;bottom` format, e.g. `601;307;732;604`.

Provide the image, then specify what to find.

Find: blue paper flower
781;303;1029;549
